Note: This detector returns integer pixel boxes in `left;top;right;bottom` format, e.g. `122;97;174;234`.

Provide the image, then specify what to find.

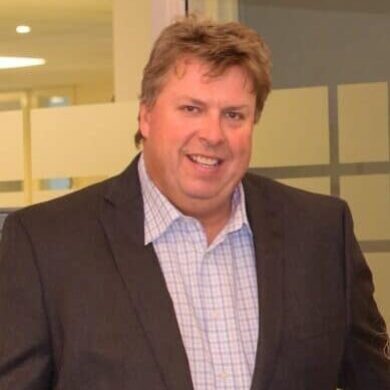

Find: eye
225;111;244;121
180;105;200;113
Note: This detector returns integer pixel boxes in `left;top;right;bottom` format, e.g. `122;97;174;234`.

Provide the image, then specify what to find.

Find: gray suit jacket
0;157;389;389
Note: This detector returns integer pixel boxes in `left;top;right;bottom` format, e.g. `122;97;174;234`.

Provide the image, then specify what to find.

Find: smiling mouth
187;154;222;167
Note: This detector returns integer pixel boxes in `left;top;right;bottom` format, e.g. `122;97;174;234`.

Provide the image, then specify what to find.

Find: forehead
161;56;253;93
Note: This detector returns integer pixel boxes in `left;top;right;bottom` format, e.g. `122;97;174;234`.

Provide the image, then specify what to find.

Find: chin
182;187;225;201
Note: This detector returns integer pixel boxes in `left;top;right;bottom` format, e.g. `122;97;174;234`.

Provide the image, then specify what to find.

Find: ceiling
0;0;112;92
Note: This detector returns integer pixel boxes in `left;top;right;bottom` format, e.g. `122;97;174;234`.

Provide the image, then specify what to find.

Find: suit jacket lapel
244;176;285;390
99;157;193;390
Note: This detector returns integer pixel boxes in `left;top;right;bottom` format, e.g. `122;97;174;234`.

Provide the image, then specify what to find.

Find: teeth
189;154;220;166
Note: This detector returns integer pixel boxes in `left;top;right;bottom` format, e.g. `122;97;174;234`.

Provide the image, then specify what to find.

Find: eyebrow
222;105;250;111
177;96;250;110
177;96;206;107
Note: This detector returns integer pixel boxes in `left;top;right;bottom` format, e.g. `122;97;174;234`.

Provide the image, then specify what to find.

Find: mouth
187;154;222;168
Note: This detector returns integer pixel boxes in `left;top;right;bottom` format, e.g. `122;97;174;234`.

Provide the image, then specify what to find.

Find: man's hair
135;15;272;147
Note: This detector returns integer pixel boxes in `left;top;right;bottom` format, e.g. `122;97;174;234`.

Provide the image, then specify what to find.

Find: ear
139;103;151;139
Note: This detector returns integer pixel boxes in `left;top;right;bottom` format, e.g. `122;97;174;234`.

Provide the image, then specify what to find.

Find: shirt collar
138;154;252;245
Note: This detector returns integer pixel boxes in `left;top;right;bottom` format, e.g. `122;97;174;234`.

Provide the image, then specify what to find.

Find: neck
179;198;232;245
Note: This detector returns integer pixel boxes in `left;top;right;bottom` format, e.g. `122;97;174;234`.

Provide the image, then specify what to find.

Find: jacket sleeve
339;203;390;389
0;213;53;389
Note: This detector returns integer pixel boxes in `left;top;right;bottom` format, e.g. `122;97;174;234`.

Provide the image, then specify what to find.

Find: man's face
139;57;256;216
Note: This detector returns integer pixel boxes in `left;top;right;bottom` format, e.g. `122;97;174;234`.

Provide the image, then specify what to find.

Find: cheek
229;132;253;158
151;116;188;144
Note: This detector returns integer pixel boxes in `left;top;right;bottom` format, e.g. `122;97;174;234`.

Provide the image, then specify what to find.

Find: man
0;16;389;390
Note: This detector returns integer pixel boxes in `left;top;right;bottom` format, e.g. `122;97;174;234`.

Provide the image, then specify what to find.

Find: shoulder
243;172;348;225
10;156;141;232
245;172;346;206
13;178;112;227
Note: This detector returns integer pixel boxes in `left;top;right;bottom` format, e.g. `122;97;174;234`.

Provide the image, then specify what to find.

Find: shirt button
212;309;220;320
219;370;229;381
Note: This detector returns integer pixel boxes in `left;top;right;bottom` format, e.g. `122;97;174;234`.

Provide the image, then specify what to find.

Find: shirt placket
200;241;251;390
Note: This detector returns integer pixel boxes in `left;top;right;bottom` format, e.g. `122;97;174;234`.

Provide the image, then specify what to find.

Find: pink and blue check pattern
138;155;259;389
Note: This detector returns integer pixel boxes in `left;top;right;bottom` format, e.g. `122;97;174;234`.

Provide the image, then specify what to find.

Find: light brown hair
136;15;271;147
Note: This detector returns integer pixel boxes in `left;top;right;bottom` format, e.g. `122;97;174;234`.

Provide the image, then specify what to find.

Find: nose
198;113;225;147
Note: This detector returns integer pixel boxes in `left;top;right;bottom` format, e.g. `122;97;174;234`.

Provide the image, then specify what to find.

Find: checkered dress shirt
138;155;259;389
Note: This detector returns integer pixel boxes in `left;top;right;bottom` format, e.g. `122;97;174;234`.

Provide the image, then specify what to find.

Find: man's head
138;16;271;224
136;15;271;147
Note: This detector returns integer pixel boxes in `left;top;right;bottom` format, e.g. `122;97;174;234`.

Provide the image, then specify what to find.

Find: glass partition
188;0;238;21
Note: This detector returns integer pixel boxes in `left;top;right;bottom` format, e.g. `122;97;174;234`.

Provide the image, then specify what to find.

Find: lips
187;154;222;167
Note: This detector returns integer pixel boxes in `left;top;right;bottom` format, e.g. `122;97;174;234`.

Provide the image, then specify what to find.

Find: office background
0;0;389;328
